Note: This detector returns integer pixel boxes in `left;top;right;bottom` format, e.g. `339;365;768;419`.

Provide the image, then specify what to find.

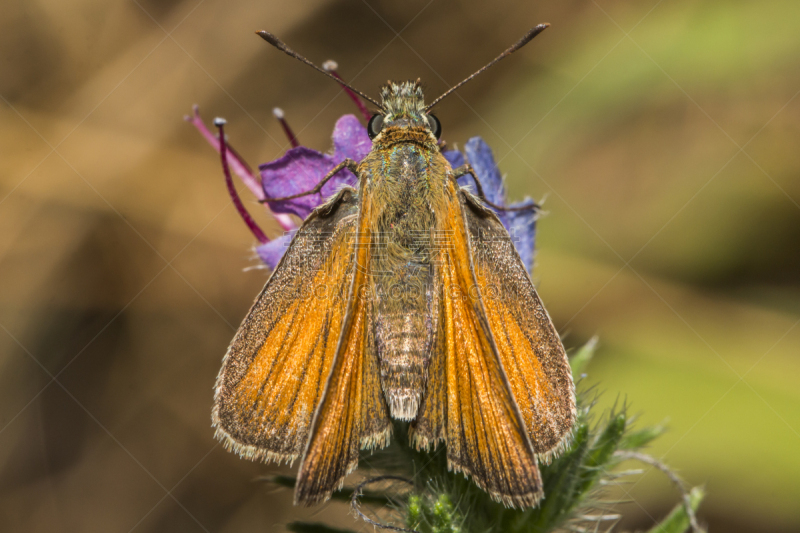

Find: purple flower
255;114;371;268
255;229;296;268
443;138;538;272
260;115;371;219
190;107;537;272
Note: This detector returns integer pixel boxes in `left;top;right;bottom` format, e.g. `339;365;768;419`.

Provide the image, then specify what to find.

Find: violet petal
464;137;506;207
259;147;357;219
255;231;296;270
442;149;465;169
333;114;372;162
501;203;537;273
448;138;538;272
259;115;365;220
443;149;479;194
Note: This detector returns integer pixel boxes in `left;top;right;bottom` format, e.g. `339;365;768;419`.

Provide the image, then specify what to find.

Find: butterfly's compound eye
367;114;384;140
426;114;441;139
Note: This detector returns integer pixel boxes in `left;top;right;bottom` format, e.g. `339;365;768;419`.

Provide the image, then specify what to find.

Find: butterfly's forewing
412;179;545;508
213;188;389;466
461;193;576;461
294;186;391;506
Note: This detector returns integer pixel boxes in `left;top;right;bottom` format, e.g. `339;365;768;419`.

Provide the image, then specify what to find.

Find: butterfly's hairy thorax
358;128;450;420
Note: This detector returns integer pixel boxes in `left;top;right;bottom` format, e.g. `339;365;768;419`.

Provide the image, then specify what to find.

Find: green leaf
407;493;462;533
521;422;591;531
582;414;627;475
407;494;424;531
620;422;668;450
646;487;705;533
431;494;460;533
570;337;598;379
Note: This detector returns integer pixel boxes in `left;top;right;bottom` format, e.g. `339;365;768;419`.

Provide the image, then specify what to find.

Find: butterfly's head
259;25;550;148
368;80;440;142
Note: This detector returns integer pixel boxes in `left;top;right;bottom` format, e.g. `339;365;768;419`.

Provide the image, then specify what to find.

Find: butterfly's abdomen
366;143;440;420
373;266;433;420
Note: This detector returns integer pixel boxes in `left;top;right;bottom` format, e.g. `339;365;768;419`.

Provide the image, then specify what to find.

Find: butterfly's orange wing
294;187;389;505
412;179;553;508
463;194;575;460
213;188;390;472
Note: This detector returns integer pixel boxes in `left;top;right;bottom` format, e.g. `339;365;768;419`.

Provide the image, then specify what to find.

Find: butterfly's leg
451;164;539;212
259;159;359;203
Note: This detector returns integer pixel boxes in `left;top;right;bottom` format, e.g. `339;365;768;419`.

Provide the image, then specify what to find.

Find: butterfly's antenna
425;24;549;111
257;31;383;110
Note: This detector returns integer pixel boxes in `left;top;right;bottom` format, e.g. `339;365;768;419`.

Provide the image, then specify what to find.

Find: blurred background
1;0;799;531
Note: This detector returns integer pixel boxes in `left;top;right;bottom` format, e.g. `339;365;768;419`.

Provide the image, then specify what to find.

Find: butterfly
212;24;575;508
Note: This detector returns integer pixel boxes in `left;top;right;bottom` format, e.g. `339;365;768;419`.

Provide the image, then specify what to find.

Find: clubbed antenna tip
426;23;550;111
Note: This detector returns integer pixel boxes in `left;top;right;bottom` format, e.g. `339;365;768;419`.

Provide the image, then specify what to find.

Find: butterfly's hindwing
213;188;369;464
412;179;544;508
294;181;393;505
461;192;576;461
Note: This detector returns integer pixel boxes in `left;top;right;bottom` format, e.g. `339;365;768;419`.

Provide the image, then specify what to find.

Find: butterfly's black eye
368;114;384;140
426;114;441;139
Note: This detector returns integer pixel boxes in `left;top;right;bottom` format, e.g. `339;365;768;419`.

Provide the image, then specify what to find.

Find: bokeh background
2;0;799;531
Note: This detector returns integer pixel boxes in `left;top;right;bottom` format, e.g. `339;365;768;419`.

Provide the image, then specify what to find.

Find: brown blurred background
1;0;799;531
